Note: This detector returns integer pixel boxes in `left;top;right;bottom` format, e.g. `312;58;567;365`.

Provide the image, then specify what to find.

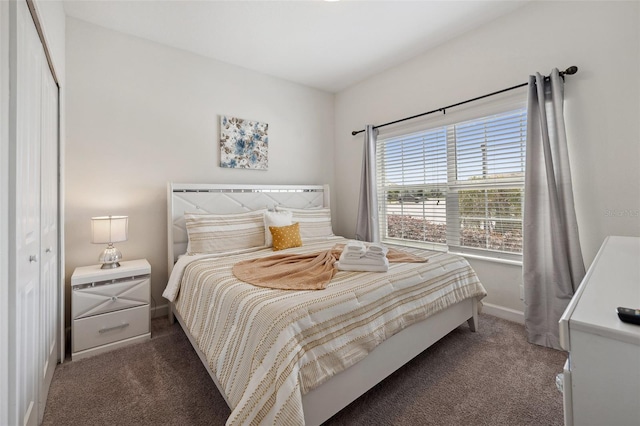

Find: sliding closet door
7;0;62;421
12;1;42;425
38;54;59;422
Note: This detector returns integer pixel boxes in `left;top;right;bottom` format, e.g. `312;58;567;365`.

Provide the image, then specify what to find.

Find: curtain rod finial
565;65;578;75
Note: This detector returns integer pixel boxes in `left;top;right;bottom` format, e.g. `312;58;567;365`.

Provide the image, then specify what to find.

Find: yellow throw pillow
270;222;303;251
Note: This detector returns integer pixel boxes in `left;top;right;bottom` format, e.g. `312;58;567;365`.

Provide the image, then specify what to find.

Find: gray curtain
355;125;380;242
523;69;585;350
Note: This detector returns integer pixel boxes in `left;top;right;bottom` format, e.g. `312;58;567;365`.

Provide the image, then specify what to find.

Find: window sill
381;238;523;266
450;250;523;267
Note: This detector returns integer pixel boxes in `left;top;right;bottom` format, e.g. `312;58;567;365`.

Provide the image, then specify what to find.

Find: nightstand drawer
73;277;150;319
73;305;150;353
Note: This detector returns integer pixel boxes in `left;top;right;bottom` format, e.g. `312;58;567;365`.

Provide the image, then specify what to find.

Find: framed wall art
220;115;268;170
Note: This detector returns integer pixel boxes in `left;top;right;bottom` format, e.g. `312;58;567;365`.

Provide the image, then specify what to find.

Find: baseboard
482;302;525;324
151;303;169;319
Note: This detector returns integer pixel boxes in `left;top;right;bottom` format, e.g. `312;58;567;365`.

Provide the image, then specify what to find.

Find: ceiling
62;0;529;93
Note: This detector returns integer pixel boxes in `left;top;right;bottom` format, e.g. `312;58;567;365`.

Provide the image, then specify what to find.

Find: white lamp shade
91;216;128;244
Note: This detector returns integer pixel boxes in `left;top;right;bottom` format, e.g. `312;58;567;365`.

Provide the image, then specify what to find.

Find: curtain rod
351;66;578;136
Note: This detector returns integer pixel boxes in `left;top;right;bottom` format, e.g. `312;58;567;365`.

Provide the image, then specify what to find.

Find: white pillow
275;207;334;241
185;210;266;254
263;210;293;247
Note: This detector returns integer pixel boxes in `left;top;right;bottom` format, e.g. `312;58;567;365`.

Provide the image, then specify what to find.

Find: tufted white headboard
167;183;330;274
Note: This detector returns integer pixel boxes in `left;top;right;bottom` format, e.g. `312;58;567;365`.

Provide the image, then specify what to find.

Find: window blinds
448;108;526;254
377;107;527;256
377;128;447;247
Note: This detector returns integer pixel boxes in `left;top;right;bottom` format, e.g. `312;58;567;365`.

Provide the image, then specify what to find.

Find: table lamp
91;215;128;269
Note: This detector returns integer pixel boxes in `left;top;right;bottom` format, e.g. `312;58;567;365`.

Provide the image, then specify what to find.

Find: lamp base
99;244;123;269
100;261;121;269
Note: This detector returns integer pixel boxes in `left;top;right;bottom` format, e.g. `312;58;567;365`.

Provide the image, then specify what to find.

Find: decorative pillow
263;210;293;247
185;210;266;254
275;207;334;241
270;222;303;251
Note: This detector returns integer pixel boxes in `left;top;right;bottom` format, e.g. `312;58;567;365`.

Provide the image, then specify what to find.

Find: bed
164;183;486;426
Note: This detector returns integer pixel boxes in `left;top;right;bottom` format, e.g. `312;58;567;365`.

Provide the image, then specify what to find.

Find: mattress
163;237;486;425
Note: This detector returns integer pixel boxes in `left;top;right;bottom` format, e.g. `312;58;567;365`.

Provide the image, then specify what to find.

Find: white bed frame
166;182;478;426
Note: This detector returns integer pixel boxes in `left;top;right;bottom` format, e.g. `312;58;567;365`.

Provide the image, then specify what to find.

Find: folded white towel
344;247;365;255
367;243;388;255
344;240;365;252
364;251;386;260
336;261;388;273
340;258;389;267
339;252;389;267
343;252;364;260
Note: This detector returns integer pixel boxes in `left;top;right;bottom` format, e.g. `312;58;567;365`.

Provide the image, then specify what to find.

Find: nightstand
71;259;151;360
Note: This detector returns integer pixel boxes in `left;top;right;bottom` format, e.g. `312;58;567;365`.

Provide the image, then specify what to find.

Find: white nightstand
71;259;151;360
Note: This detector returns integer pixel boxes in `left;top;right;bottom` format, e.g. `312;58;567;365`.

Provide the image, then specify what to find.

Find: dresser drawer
73;305;150;353
73;277;150;319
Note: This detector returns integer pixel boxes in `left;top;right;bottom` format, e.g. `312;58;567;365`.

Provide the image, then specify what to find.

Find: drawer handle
98;323;129;334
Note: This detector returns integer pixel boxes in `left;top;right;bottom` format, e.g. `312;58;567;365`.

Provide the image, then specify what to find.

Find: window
377;106;526;260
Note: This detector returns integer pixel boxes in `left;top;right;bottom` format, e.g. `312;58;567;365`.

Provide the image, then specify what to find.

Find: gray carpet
43;314;566;425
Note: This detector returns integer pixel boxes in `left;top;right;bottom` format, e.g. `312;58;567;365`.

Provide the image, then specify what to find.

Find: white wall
334;1;640;314
65;18;335;325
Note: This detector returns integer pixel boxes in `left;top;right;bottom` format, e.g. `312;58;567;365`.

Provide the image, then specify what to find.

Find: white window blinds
377;128;447;247
376;106;527;258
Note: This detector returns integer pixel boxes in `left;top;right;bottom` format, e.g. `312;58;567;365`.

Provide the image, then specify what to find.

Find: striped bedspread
168;238;486;425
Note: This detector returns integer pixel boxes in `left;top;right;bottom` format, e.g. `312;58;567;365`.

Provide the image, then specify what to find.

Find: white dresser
559;236;640;426
71;259;151;360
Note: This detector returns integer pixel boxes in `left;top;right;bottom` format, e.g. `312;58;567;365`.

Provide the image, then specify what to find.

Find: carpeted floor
43;314;566;426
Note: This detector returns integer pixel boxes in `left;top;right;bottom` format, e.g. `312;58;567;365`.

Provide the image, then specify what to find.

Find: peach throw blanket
232;244;427;291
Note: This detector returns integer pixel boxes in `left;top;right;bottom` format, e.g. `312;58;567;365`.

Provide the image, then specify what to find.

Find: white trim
25;0;59;86
151;303;169;319
482;302;525;324
452;250;522;266
0;1;10;423
170;183;327;193
57;87;65;363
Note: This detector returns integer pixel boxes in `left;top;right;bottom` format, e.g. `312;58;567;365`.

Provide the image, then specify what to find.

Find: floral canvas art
220;115;268;170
